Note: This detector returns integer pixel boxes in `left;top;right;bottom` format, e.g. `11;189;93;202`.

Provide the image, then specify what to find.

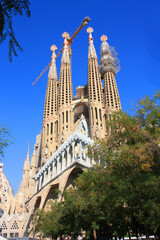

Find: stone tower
41;45;58;166
29;147;37;197
21;143;30;193
58;32;74;145
100;35;121;113
0;163;14;215
87;27;106;140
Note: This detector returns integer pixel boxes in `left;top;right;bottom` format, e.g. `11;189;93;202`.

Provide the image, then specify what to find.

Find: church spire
87;27;103;104
30;146;36;169
58;32;73;144
23;142;30;172
29;146;37;196
27;141;29;161
58;32;73;109
21;143;30;191
41;45;58;166
43;45;58;120
100;35;121;112
87;27;106;140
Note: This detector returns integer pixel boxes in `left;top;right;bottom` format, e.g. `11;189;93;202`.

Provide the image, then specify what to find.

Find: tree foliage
31;91;160;240
31;202;65;239
0;0;30;62
0;125;12;160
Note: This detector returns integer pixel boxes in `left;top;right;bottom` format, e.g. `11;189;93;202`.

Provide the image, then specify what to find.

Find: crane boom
32;17;90;86
68;16;90;43
56;17;90;58
56;48;63;59
32;63;51;86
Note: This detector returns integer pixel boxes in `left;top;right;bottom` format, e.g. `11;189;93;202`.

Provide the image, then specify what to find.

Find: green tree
90;90;160;239
61;166;130;239
0;125;12;160
31;202;64;239
0;0;30;62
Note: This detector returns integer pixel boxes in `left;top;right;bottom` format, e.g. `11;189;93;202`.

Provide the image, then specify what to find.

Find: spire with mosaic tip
48;45;58;79
58;32;73;144
87;27;97;59
41;45;58;165
61;32;70;63
87;27;106;139
100;34;121;111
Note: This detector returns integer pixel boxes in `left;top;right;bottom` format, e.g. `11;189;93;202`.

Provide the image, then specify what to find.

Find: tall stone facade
0;163;14;216
0;163;30;239
0;27;121;238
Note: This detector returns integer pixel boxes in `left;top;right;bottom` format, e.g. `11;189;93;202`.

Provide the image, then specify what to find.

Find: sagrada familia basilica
0;19;121;238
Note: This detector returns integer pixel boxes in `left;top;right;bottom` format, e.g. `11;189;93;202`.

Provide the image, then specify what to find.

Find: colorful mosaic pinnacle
87;27;93;42
100;34;108;42
50;45;57;61
62;32;69;39
62;32;69;47
87;26;93;34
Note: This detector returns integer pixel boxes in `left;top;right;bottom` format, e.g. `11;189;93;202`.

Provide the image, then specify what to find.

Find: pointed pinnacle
100;35;108;42
87;27;94;43
27;141;29;160
50;45;57;62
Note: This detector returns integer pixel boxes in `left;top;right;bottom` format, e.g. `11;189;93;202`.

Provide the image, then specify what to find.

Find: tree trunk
135;231;139;240
93;229;97;240
145;225;149;240
144;225;149;240
128;230;131;240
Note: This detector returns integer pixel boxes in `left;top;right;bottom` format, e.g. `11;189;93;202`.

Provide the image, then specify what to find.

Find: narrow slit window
66;111;68;122
47;124;49;136
99;109;102;121
51;122;53;134
95;108;98;120
62;112;64;124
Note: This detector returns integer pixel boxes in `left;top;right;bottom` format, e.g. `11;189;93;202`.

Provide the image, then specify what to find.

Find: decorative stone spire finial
48;44;58;79
87;27;97;58
62;32;69;45
61;32;70;63
87;27;93;43
100;34;110;50
50;45;57;63
100;35;108;42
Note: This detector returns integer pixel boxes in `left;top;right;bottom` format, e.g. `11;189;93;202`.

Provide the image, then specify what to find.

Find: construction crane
32;17;90;86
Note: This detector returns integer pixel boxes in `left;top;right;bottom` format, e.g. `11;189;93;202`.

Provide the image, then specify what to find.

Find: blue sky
0;0;160;194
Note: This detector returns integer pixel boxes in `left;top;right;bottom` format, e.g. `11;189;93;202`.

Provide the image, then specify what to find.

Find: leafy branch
0;125;13;161
0;0;30;62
